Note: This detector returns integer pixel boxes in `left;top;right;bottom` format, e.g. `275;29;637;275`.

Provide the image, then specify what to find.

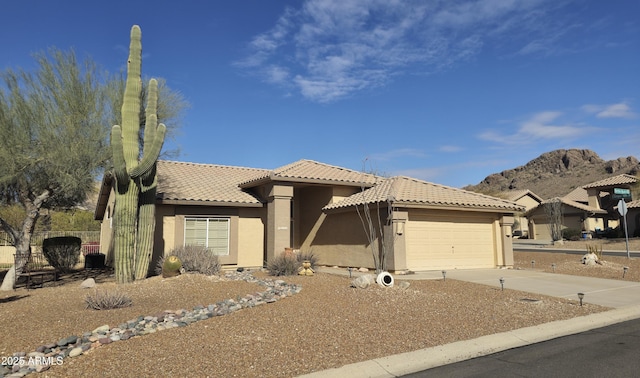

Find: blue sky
2;0;638;188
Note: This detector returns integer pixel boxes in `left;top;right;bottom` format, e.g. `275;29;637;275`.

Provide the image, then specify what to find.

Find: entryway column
266;184;293;263
388;211;408;272
500;215;515;267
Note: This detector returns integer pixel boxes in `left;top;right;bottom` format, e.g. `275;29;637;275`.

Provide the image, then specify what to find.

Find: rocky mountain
464;149;640;199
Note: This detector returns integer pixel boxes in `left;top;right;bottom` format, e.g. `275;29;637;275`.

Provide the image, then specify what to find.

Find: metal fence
0;231;100;247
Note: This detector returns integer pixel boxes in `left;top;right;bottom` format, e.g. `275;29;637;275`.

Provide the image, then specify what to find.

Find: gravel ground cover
2;246;626;378
516;238;640;281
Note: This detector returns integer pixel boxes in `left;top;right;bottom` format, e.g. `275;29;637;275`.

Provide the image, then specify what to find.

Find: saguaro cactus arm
128;78;166;179
121;25;143;170
110;125;129;185
128;124;166;179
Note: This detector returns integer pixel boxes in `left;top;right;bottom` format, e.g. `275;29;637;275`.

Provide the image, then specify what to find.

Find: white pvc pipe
376;271;394;287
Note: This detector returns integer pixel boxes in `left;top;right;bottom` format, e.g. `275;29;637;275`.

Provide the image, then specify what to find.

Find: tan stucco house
95;159;524;273
498;190;543;238
526;174;638;240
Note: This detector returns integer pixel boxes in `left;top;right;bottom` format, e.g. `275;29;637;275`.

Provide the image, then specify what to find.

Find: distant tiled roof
626;200;640;209
325;176;524;212
563;187;588;203
156;160;267;206
499;189;543;203
563;187;609;203
539;197;607;214
239;159;377;188
582;174;638;189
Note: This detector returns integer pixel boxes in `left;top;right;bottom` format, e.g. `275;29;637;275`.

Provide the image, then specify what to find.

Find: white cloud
582;102;636;119
236;0;578;103
479;110;599;145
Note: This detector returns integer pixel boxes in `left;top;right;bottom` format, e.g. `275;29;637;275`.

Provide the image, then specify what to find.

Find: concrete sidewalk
300;268;640;378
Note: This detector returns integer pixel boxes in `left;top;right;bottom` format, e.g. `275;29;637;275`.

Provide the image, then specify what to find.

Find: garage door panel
406;214;495;270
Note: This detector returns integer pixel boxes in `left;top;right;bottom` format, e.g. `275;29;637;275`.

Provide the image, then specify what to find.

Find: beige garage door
406;213;496;270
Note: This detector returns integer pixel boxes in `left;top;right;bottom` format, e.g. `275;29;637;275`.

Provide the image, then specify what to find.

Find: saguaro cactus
111;25;166;283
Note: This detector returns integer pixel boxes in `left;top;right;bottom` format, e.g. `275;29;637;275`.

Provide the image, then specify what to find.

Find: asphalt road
403;317;640;378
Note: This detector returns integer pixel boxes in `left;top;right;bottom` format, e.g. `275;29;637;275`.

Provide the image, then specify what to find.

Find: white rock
92;324;110;334
582;252;598;265
68;347;83;357
80;278;96;289
397;281;410;289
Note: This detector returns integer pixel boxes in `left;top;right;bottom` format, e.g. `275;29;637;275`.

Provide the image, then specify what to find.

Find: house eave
94;172;113;221
324;201;523;215
157;199;264;208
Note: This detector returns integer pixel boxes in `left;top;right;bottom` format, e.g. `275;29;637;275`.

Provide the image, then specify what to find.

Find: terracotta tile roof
563;187;609;203
239;159;377;188
499;189;543;203
156;160;267;206
563;187;588;203
325;176;524;212
582;174;638;189
626;200;640;209
539;197;607;214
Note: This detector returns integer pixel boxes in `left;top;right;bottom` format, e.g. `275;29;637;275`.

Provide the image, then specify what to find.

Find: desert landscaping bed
516;238;640;281
2;248;629;377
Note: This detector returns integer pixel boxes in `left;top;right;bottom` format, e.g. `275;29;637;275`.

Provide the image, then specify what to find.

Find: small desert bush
85;290;132;310
42;236;81;273
155;245;221;276
267;250;317;276
562;228;582;241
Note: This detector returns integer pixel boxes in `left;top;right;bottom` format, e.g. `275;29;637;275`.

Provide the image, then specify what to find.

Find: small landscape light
442;270;447;282
347;267;353;278
531;260;535;269
578;292;585;306
551;263;556;273
499;277;505;291
623;266;629;279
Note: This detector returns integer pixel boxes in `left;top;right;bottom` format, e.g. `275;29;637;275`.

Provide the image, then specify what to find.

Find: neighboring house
498;190;543;238
525;174;638;241
626;200;640;237
526;197;607;240
95;159;524;273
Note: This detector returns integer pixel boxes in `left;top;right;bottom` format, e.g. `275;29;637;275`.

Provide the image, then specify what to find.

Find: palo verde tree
0;50;112;290
110;25;166;283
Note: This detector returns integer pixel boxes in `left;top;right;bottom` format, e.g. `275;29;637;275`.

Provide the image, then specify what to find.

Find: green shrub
155;245;221;276
42;236;81;273
561;228;582;241
85;290;132;310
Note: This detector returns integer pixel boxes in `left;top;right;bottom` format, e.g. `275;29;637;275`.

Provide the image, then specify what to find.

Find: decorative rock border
0;271;301;377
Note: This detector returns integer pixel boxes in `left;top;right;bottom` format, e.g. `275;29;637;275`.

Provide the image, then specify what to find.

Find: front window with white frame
184;217;230;256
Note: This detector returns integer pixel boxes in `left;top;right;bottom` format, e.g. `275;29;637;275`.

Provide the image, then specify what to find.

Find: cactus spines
162;255;182;278
111;25;166;284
